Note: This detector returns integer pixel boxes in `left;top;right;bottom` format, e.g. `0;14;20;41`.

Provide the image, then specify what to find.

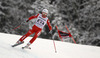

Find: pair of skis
12;42;31;49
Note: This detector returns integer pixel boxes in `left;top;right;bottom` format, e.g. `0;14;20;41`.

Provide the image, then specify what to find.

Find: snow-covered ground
0;33;100;58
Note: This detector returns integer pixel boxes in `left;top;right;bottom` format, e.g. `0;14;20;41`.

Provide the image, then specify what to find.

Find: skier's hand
26;20;29;22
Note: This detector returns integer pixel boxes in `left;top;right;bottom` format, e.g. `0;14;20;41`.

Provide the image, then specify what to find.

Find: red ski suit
19;14;52;44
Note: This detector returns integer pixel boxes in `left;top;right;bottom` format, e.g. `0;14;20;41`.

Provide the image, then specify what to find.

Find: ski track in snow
0;32;100;58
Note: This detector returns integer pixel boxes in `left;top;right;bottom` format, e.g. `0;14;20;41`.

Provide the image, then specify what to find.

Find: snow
0;33;100;58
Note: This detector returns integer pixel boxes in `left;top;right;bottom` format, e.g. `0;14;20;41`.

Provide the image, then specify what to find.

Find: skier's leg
22;25;42;49
12;29;33;47
30;33;38;43
12;30;33;47
17;29;33;43
26;31;41;47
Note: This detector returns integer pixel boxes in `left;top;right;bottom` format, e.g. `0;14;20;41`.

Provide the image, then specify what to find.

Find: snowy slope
0;33;100;58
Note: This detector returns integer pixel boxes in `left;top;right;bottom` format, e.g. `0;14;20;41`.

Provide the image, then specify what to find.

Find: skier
12;9;52;49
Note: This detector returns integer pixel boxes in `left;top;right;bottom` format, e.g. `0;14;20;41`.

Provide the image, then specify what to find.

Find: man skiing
12;9;52;49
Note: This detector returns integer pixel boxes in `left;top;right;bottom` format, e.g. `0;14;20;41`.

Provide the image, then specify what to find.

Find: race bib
35;14;48;29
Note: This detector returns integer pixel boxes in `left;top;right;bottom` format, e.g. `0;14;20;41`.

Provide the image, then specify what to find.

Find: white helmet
42;9;48;14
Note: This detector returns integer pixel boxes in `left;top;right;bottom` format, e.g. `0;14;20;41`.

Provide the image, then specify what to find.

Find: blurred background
0;0;100;46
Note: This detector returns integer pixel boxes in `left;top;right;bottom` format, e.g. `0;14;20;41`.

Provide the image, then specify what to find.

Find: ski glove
26;20;29;22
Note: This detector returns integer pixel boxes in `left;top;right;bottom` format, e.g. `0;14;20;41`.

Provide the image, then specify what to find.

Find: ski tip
22;47;31;49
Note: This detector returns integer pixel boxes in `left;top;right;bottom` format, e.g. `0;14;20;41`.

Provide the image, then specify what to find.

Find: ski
12;41;24;47
22;46;31;49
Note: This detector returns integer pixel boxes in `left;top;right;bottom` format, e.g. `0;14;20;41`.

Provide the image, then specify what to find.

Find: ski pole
12;25;21;31
12;22;24;31
49;30;57;53
53;39;57;53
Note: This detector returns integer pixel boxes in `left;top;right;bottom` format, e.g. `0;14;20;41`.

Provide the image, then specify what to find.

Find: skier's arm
26;14;39;22
29;14;39;20
47;19;52;31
